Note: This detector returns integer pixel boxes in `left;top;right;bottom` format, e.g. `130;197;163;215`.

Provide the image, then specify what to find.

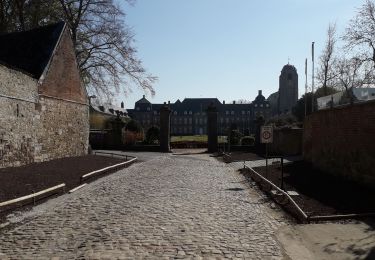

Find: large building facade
127;90;271;135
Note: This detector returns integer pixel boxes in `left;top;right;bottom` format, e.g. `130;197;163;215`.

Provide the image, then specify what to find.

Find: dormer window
136;107;140;111
254;104;258;107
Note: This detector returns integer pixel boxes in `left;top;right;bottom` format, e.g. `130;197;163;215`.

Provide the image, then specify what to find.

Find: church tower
278;64;298;114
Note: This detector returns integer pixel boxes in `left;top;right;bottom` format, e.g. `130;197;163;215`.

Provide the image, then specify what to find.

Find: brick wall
303;101;375;187
39;27;86;103
269;128;302;156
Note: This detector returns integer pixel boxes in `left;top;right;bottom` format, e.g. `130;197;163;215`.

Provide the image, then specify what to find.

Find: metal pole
311;42;315;113
305;58;308;117
266;143;268;179
281;157;284;190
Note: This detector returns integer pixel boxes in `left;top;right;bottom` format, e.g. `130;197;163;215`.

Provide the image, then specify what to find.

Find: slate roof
135;95;151;104
172;98;222;113
0;21;65;79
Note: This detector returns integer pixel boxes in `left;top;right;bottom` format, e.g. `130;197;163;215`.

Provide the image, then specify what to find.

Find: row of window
254;103;269;108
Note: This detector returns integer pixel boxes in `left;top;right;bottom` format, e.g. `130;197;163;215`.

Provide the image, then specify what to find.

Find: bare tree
334;56;375;103
343;0;375;68
0;0;60;32
0;0;157;101
317;23;339;95
58;0;156;101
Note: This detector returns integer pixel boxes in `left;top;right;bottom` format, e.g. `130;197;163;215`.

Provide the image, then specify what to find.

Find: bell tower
278;64;298;114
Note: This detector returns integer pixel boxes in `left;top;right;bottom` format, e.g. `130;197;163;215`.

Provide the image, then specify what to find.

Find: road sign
261;126;273;143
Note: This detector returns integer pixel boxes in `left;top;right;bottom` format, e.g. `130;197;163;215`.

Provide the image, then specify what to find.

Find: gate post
159;102;171;152
207;103;218;153
254;116;265;154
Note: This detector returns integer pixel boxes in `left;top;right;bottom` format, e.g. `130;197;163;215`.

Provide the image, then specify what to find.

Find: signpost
261;126;273;178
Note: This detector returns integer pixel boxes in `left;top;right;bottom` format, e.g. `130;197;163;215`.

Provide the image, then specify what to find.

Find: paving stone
0;153;288;259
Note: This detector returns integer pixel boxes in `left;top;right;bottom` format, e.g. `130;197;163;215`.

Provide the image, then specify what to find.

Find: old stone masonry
0;153;288;259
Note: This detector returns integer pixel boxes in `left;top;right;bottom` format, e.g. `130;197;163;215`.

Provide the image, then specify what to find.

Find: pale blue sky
120;0;363;109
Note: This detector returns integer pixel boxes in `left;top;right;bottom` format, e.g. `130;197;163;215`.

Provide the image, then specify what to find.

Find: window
231;111;234;115
184;118;187;124
184;111;187;115
226;111;229;115
260;104;263;107
136;107;140;111
254;104;258;107
188;118;192;124
189;111;192;115
147;107;150;111
266;104;269;107
174;111;177;115
154;111;157;115
242;111;245;115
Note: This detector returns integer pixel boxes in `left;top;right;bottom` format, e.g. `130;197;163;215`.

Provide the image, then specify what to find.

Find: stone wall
303;100;375;187
0;65;39;167
37;97;89;162
0;40;89;168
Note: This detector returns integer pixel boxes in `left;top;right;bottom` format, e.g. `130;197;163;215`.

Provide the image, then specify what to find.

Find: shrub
241;136;255;146
229;130;243;145
145;126;160;144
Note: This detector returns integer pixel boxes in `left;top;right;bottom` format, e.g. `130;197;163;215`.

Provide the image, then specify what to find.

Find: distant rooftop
0;21;65;79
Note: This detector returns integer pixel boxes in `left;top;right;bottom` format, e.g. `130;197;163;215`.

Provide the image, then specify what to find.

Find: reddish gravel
247;162;375;217
0;155;126;218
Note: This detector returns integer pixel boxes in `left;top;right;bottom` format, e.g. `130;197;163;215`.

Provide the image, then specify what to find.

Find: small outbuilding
0;22;89;168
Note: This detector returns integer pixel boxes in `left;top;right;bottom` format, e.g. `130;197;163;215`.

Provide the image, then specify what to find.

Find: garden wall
268;128;302;156
303;100;375;187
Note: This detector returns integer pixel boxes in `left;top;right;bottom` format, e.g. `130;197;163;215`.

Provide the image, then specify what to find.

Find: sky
119;0;364;109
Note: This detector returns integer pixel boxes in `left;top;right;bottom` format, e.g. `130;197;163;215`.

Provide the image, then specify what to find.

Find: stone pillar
207;103;218;153
254;116;265;154
159;102;171;152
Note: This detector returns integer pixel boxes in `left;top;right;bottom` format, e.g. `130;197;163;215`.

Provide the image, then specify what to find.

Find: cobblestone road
0;153;288;259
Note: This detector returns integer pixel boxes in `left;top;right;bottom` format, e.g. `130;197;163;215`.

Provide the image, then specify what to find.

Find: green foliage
267;114;298;128
241;136;255;146
145;126;160;144
125;119;142;133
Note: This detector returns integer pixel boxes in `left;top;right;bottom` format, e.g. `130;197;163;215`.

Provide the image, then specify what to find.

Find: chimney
258;90;262;96
121;101;124;108
168;101;170;105
223;100;225;104
143;95;145;98
233;101;235;104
